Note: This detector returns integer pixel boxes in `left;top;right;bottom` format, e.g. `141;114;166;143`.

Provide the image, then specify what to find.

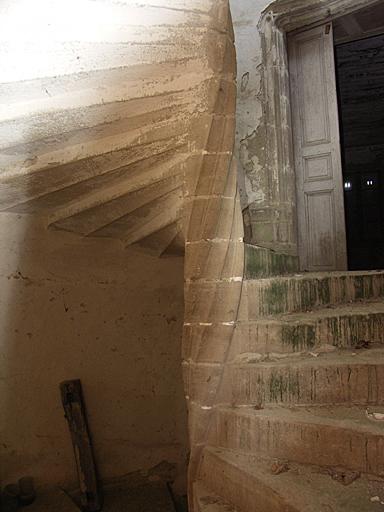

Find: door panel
289;23;347;271
306;190;337;268
298;36;330;144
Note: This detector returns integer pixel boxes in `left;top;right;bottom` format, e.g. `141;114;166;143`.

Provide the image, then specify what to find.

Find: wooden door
289;23;348;271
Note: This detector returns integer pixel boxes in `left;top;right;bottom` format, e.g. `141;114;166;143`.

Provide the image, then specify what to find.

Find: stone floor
26;483;176;511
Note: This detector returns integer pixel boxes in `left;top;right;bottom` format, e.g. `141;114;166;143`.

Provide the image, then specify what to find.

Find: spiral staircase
2;1;384;510
194;270;384;511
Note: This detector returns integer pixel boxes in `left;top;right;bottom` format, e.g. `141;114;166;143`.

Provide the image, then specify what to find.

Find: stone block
184;153;233;198
214;407;384;475
183;323;235;363
184;280;242;324
182;361;222;405
245;244;298;278
230;354;384;407
185;239;244;281
205;32;236;75
184;196;237;243
242;271;384;318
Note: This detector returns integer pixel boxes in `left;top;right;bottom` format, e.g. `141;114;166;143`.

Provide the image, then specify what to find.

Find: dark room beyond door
336;33;384;271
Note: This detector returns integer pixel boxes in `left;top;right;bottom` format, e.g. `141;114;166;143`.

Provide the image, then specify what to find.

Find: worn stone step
9;151;186;225
213;405;384;475
194;481;237;512
240;271;384;317
231;301;384;356
244;244;298;278
199;447;384;512
93;187;182;246
230;348;384;407
51;173;183;237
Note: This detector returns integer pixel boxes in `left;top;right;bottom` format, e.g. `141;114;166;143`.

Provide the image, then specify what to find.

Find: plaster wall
0;0;227;491
230;0;299;257
0;213;187;488
230;0;270;209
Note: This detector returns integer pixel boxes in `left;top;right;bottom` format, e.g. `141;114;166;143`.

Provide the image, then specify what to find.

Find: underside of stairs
194;269;384;511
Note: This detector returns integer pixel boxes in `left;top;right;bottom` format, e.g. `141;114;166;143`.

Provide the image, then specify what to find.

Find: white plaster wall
231;0;267;142
0;214;187;487
230;0;270;207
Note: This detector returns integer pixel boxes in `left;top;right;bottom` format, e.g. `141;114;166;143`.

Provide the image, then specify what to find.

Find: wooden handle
60;380;102;512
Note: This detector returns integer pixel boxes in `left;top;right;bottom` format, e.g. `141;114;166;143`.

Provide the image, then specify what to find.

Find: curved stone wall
181;6;244;507
0;0;243;500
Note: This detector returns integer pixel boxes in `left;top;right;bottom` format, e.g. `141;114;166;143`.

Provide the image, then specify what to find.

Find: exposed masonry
185;238;243;244
193;1;384;510
181;5;245;508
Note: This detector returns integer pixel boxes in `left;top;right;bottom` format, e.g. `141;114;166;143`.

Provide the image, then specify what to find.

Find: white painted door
289;23;348;271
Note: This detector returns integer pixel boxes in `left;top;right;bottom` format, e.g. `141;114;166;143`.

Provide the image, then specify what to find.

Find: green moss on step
281;325;316;351
268;371;300;403
354;276;364;300
366;275;374;298
301;282;311;310
318;279;331;305
245;244;298;278
329;317;340;346
263;281;288;314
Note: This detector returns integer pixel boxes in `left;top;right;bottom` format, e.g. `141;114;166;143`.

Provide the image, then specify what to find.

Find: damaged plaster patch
239;127;268;205
240;71;250;92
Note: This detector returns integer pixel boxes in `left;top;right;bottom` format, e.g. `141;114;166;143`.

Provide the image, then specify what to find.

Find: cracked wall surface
230;0;382;273
230;0;269;211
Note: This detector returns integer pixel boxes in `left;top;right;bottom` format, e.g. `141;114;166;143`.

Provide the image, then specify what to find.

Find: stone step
51;175;182;237
244;244;298;278
0;104;187;184
230;348;384;407
240;271;384;317
231;301;384;355
9;151;186;225
0;136;182;212
0;59;207;127
213;405;384;475
92;187;182;246
199;447;384;512
194;481;237;512
133;221;182;257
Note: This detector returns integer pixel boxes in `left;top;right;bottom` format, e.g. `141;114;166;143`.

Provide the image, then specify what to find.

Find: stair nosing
217;404;384;436
231;347;384;368
251;300;384;323
247;270;384;283
201;446;384;512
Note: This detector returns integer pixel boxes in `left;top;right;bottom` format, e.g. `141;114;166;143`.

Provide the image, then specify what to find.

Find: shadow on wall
0;0;190;501
0;215;188;495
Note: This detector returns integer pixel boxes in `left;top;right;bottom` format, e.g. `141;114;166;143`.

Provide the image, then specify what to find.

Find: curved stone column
182;4;244;507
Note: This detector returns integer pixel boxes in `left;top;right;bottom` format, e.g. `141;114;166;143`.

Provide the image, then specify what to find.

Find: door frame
256;0;383;269
288;22;348;271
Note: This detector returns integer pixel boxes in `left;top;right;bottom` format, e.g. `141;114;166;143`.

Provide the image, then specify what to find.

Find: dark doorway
335;32;384;270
